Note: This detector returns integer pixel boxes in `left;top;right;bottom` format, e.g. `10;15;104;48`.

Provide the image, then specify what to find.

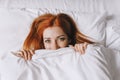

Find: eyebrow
44;35;66;39
57;35;66;38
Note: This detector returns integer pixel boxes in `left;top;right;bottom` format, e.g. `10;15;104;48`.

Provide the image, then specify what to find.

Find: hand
69;42;88;54
11;50;34;60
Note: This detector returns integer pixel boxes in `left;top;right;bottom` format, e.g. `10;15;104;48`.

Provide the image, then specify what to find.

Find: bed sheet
0;0;105;13
0;45;112;80
105;15;120;80
106;16;120;50
110;50;120;80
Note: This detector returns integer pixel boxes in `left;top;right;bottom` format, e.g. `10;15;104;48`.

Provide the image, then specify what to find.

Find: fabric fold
0;45;112;80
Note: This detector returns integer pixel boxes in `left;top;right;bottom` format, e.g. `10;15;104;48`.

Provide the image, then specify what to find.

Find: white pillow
106;20;120;50
0;0;105;13
0;8;37;55
76;12;107;45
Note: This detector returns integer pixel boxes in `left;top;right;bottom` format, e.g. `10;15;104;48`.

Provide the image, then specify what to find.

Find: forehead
43;26;66;38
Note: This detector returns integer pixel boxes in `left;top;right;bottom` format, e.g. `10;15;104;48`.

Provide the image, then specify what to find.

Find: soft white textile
0;45;112;80
106;17;120;50
105;16;120;80
0;0;120;80
0;8;37;55
76;12;107;45
108;50;120;80
0;0;105;13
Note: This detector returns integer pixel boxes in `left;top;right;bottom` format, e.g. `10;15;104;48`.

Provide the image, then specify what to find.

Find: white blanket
0;45;112;80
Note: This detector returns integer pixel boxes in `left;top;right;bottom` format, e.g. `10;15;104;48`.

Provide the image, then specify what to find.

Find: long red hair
23;13;94;50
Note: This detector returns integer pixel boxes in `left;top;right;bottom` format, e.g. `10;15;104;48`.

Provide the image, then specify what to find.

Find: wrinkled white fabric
0;45;112;80
0;0;105;13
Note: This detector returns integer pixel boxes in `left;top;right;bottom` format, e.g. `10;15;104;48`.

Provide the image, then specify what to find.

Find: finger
22;50;28;60
30;50;35;60
11;51;21;57
18;51;24;58
81;44;85;54
83;42;88;52
78;44;84;54
27;50;32;60
84;42;88;48
74;44;79;52
29;50;35;55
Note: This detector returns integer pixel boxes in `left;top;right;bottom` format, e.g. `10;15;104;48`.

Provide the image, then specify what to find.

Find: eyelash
44;40;51;43
59;37;66;41
44;37;66;43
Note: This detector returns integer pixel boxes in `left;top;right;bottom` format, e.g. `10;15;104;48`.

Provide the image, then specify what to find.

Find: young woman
15;13;94;60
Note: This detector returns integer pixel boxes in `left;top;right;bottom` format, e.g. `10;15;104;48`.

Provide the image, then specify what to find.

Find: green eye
44;40;51;43
59;37;66;41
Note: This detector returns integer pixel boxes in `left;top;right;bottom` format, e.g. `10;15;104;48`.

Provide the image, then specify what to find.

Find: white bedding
0;0;120;80
0;45;112;80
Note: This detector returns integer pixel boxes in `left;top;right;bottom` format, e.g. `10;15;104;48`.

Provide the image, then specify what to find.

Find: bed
0;0;120;80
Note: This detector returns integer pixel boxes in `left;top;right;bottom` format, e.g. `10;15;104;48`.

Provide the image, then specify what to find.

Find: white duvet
0;45;112;80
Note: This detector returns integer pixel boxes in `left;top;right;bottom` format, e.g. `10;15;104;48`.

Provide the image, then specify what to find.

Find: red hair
23;13;94;50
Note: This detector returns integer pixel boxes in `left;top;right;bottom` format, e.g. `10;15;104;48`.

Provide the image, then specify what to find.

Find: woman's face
43;26;69;50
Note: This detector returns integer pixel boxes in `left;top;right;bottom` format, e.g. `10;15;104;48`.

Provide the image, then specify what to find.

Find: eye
44;40;51;43
59;37;66;41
